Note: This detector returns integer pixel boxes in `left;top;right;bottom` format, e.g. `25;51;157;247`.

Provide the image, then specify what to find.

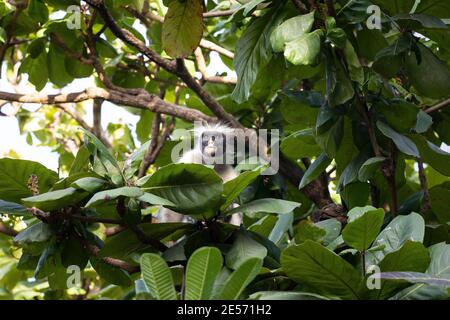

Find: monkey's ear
200;119;208;127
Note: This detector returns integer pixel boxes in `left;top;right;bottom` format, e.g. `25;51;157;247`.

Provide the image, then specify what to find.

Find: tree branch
0;88;216;123
194;48;237;85
424;97;450;113
0;222;18;237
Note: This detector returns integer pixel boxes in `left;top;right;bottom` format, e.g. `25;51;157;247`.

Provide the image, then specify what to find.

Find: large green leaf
140;253;177;300
0;158;58;203
284;29;323;66
249;291;329;300
13;222;53;245
224;198;301;217
405;43;450;99
342;207;385;251
358;157;386;182
225;232;267;270
428;184;450;224
410;136;450;177
71;177;107;193
231;5;284;103
376;121;419;157
90;257;132;287
281;129;322;160
366;212;425;266
85;187;143;207
380;272;450;288
375;241;430;299
270;11;315;52
215;257;263;300
185;247;223;300
161;0;203;57
22;187;88;212
299;153;332;189
281;240;363;299
0;200;28;216
393;242;450;300
221;169;261;210
140;164;223;219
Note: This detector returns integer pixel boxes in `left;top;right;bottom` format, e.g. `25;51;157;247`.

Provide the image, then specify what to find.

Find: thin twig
424;97;450;114
417;157;431;214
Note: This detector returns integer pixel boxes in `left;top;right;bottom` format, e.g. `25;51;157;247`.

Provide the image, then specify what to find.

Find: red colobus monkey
158;122;241;224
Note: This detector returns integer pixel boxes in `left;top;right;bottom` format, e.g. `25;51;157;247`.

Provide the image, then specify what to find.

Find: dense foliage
0;0;449;300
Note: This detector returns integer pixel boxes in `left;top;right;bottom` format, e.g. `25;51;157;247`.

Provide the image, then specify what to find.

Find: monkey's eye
211;136;216;141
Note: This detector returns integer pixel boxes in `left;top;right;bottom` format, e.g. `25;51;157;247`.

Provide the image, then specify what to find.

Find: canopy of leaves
0;0;448;301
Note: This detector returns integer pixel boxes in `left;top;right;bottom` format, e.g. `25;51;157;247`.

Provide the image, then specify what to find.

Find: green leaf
0;158;58;203
13;222;53;245
410;136;450;177
0;27;6;43
343;40;364;83
161;0;203;57
69;145;91;175
415;110;433;134
342;208;385;251
428;184;450;224
185;247;223;300
28;0;49;23
281;129;322;160
19;53;48;91
225;198;301;217
231;5;284;103
22;187;88;212
405;43;450;99
358;157;386;182
380;272;450;288
71;177;107;193
140;164;223;219
221;168;261;210
281;240;362;299
270;11;315;52
0;200;28;216
366;212;425;266
249;291;329;300
375;241;430;299
376;121;419;157
215;257;263;300
47;43;73;87
226;232;267;270
137;192;175;207
284;30;323;66
315;218;341;246
299;153;332;189
140;253;177;300
393;243;450;300
326;52;354;107
85;187;143;207
294;220;327;244
90;257;132;287
81;128;122;183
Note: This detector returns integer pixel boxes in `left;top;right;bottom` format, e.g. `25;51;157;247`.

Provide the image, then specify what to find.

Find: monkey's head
194;122;234;164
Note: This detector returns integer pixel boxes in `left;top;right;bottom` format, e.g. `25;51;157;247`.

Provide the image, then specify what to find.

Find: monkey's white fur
158;123;241;225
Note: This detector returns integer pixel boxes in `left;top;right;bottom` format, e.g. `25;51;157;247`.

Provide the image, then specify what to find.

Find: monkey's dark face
201;131;226;158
